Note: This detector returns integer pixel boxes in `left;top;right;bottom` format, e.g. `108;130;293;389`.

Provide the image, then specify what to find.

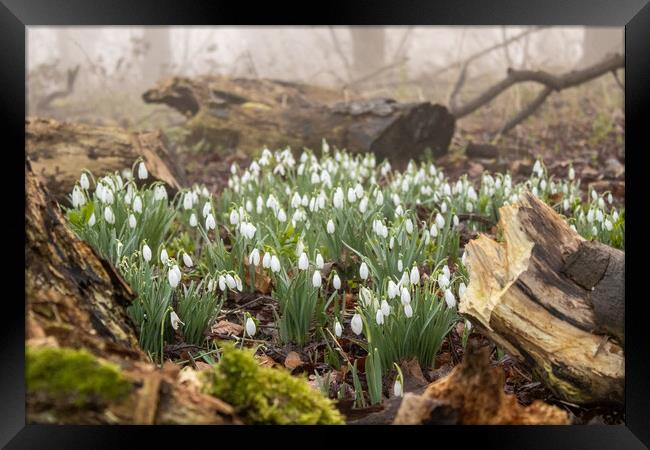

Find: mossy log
25;159;238;424
26;117;185;205
142;75;455;160
392;343;570;424
460;192;624;405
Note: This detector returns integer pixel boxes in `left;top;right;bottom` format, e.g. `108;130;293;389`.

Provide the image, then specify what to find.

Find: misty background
27;26;623;130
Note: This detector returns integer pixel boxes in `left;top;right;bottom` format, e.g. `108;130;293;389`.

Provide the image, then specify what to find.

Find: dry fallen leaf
211;320;244;336
255;354;276;368
284;351;304;370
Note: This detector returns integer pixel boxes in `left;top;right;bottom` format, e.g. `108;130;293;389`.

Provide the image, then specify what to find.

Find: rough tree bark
25;158;238;424
142;75;455;160
460;192;624;405
26;117;185;205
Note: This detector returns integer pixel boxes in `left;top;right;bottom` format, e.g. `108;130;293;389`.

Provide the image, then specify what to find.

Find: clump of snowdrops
65;144;624;382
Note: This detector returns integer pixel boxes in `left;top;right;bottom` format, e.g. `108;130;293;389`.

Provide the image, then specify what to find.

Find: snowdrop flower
400;287;411;305
397;259;403;273
440;202;448;214
333;273;342;290
429;223;438;238
72;186;85;208
393;379;403;398
540;179;547;191
138;161;148;180
387;280;399;299
297;252;310;270
262;252;271;269
570;224;577;232
351;314;363;335
170;311;184;330
333;188;344;209
205;213;216;231
236;276;243;292
442;264;451;279
312;270;322;288
410;266;420;285
355;183;364;198
596;209;604;222
592;226;598;236
563;199;570;211
375;190;384;206
400;271;410;287
160;248;169;265
182;252;193;268
270;255;281;273
168;265;181;288
189;213;198;227
405;218;414;234
202;202;211;218
245;317;257;337
453;215;459;227
465;319;472;332
359;262;369;280
613;211;619;221
607;193;613;204
277;209;287;223
375;309;385;325
359;197;368;213
183;193;193;210
154;185;167;201
334;320;343;338
218;275;226;291
444;289;456;308
597;197;605;210
128;213;137;229
80;173;90;190
225;274;237;290
604;219;613;231
587;209;594;223
435;213;445;229
403;303;413;318
326;219;335;234
568;166;575;180
381;300;391;317
88;213;96;227
438;273;450;290
103;206;115;224
249;248;261;266
142;244;152;262
459;282;467;299
347;187;357;203
315;253;324;269
229;210;239;225
133;196;143;214
591;190;598;202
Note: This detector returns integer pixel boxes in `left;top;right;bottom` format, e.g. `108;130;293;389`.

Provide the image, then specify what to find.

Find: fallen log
460;192;624;405
25;158;237;424
142;75;455;160
393;343;570;424
26;117;185;205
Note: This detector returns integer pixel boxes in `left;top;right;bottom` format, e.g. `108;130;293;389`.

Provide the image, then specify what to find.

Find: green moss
202;345;344;425
26;346;131;407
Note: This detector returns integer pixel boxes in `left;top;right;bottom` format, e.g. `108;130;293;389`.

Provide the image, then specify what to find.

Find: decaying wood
393;344;570;425
465;142;499;159
25;159;238;424
460;192;624;405
26;117;185;205
142;75;455;160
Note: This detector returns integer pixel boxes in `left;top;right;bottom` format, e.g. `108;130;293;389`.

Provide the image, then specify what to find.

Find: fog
26;26;623;123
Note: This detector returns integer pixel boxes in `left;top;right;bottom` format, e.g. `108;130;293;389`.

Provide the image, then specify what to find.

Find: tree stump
142;75;455;160
460;192;624;405
25;158;238;424
26;117;185;205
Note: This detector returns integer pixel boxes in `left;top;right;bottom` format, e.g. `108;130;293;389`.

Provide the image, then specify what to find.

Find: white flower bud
218;275;226;291
403;303;413;318
400;287;411;305
360;262;369;280
189;213;198;227
168;265;181;288
459;282;467;299
182;252;193;268
327;219;335;234
351;313;363;335
435;213;445;229
262;252;271;269
333;273;342;290
277;209;287;223
604;219;613;231
245;317;257;337
334;320;343;337
225;274;236;290
103;206;115;224
315;253;324;269
405;218;414;234
138;162;148;180
160;248;169;265
568;166;575;180
80;173;90;190
270;255;281;273
444;289;456;308
170;311;184;330
347;187;356;203
88;213;96;227
387;280;398;299
249;248;261;266
205;213;216;230
183;193;193;210
128;214;137;229
312;270;322;288
375;309;385;325
298;252;309;270
381;300;391;317
397;259;403;273
393;379;403;397
359;197;368;213
410;266;420;285
430;223;438;237
133;196;143;214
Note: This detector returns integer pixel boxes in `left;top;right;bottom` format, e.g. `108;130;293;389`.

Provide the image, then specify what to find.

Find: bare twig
36;65;80;110
328;27;353;82
611;69;625;91
498;86;553;135
451;53;624;118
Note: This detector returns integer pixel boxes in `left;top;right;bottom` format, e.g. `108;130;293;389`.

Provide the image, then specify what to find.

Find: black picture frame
4;1;649;447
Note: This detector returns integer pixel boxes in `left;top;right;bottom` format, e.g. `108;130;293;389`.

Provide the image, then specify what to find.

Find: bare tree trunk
142;27;172;85
350;27;386;80
580;27;623;68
